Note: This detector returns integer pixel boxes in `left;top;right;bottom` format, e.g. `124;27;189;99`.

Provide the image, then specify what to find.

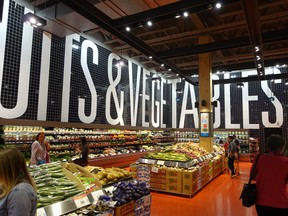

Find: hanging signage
200;112;211;137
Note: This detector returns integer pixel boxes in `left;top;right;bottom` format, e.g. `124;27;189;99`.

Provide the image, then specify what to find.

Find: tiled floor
150;162;257;216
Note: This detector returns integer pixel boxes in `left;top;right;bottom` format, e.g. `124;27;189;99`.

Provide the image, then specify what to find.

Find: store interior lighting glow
183;11;189;17
255;46;260;52
72;44;79;49
125;26;131;32
147;21;152;26
237;83;244;88
285;80;288;85
115;59;126;67
256;55;260;60
22;12;47;28
168;68;171;71
215;2;222;9
161;64;164;67
175;13;181;18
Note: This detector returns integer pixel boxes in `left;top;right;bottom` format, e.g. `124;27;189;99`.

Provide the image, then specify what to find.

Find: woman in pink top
252;134;288;216
30;132;46;165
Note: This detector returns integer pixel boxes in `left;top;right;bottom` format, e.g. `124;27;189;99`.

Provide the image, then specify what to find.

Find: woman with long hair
30;132;46;165
0;148;37;215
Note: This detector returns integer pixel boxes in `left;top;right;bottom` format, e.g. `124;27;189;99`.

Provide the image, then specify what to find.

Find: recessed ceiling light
147;21;152;26
161;64;164;67
183;12;189;17
125;26;131;32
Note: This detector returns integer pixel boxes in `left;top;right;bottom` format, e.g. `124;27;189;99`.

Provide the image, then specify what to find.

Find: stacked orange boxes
165;168;182;193
149;167;166;190
182;169;197;195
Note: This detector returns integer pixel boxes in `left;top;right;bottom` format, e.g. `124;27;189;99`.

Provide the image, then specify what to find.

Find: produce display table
88;152;148;168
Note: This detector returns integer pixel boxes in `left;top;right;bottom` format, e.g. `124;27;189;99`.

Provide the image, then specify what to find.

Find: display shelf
37;189;109;216
137;151;222;168
3;126;172;163
88;151;148;168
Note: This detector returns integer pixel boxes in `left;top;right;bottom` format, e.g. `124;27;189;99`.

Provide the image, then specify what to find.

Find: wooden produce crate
115;200;135;216
63;163;102;191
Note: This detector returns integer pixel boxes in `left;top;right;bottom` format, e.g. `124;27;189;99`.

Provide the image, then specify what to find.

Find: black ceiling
21;0;288;85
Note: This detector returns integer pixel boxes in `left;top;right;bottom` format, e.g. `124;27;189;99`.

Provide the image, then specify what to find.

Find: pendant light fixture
22;1;47;28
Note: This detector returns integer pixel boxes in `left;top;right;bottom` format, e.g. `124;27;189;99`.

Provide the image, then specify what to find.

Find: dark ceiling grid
20;0;287;85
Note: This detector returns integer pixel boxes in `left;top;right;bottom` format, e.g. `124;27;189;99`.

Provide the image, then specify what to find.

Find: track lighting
237;83;244;88
175;13;181;18
22;12;47;28
115;59;126;67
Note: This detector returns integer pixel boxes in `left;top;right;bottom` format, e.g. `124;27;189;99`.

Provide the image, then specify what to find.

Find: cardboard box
150;182;166;190
182;170;196;183
150;177;166;184
166;183;182;193
166;177;181;184
182;181;194;195
150;172;166;179
115;200;135;216
166;169;182;178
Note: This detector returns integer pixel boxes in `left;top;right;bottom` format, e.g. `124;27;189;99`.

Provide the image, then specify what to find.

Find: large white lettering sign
0;2;286;130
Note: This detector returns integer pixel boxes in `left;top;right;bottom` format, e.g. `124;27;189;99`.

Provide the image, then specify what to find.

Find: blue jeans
228;156;235;175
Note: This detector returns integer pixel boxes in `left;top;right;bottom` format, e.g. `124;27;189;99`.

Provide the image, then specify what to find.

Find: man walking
227;135;237;178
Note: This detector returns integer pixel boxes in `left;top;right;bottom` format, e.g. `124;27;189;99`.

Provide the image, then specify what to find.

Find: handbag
239;154;260;207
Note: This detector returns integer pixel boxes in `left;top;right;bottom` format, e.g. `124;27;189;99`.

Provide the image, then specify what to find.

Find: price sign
74;194;90;208
151;166;159;173
91;190;104;202
157;160;165;165
37;208;46;216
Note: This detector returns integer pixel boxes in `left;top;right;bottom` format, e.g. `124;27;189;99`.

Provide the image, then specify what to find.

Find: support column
198;35;213;152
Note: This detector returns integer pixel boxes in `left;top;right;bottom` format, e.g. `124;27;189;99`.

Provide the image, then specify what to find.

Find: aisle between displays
150;162;257;216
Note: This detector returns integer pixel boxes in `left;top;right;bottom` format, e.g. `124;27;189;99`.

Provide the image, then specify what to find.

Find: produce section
131;142;225;197
214;129;250;161
29;162;85;208
3;126;173;166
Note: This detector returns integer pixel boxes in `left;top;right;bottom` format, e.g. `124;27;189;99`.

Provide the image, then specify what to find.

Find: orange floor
150;162;257;216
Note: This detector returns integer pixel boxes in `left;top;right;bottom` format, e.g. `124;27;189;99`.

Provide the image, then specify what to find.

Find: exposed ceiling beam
112;0;240;29
182;58;288;75
241;0;264;78
213;73;288;85
60;0;198;85
157;28;288;59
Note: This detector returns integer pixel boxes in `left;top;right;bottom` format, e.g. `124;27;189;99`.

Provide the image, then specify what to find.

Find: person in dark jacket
74;137;89;166
227;135;237;178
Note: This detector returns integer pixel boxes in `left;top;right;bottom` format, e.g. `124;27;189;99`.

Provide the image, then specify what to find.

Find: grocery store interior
0;0;287;216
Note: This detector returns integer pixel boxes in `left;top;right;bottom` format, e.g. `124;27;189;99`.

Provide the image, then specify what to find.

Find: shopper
0;148;37;216
233;134;240;158
45;141;51;163
30;132;46;165
74;137;89;166
252;134;288;216
227;135;237;178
